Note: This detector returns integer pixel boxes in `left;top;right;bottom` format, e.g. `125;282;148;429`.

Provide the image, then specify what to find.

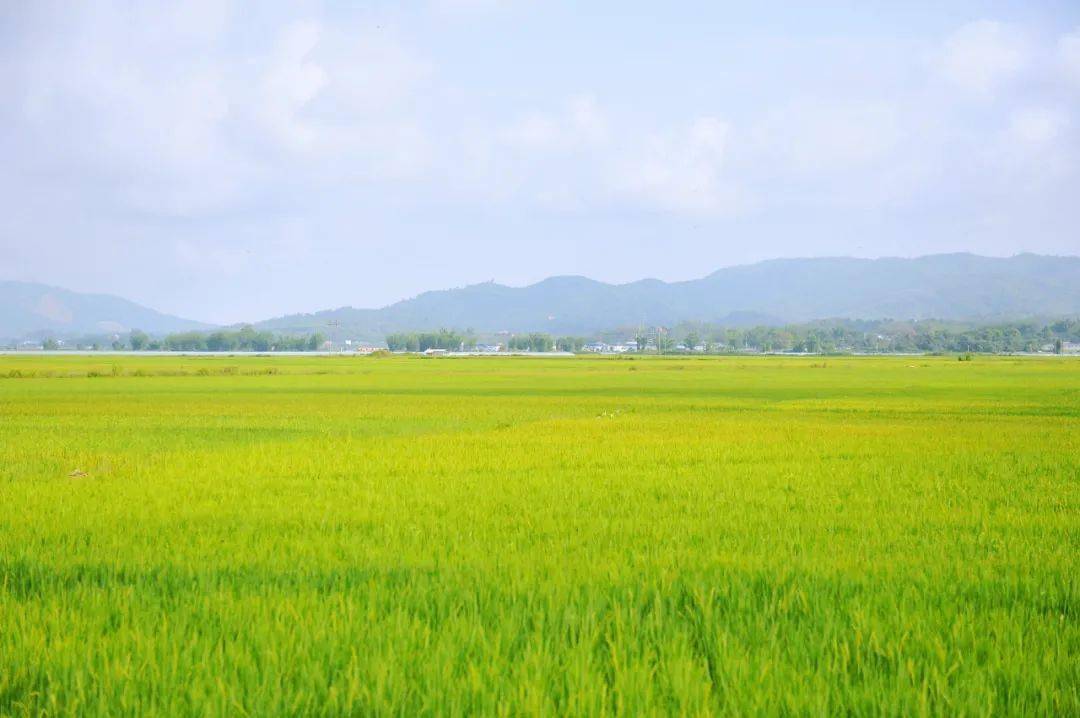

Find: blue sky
2;1;1079;323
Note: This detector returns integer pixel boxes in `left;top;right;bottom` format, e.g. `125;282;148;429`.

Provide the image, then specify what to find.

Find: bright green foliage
0;355;1077;716
385;329;469;352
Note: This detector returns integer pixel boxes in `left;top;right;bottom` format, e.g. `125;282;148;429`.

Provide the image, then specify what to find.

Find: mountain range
3;253;1079;341
255;253;1080;339
0;281;210;341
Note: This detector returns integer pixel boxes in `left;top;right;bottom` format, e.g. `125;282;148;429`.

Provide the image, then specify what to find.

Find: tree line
385;330;471;352
385;331;590;352
28;318;1080;355
656;318;1080;354
126;327;325;352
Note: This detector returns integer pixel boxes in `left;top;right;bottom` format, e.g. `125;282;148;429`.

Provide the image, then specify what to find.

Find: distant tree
556;336;586;352
43;337;59;351
254;333;273;351
684;332;700;351
207;331;235;351
129;330;149;350
165;331;208;351
528;333;553;352
417;332;439;351
280;335;306;351
439;329;463;351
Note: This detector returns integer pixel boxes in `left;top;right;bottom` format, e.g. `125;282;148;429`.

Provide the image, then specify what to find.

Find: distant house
424;348;448;355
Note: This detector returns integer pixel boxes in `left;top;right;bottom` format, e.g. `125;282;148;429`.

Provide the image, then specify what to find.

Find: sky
2;1;1079;324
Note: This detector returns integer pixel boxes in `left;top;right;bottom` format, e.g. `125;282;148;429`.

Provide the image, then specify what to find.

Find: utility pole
327;320;340;352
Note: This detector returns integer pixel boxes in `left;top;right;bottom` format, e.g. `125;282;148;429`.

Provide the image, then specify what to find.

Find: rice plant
0;354;1076;716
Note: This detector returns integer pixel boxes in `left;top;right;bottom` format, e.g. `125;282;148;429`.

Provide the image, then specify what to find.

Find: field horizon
1;354;1077;715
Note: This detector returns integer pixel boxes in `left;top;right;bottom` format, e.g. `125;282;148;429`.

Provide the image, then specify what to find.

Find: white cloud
501;113;560;149
1008;107;1069;145
613;117;743;216
1060;28;1080;85
2;5;435;216
253;21;329;151
567;95;609;145
164;0;235;42
3;4;1080;320
431;0;514;13
458;103;744;216
500;95;608;151
940;20;1027;95
445;95;610;206
756;100;902;175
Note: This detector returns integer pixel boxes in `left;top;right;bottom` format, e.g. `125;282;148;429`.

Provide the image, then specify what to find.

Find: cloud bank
1;2;1078;322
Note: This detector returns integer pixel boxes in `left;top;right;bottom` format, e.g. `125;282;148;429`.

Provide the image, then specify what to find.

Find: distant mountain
255;253;1080;339
8;253;1078;342
0;281;211;340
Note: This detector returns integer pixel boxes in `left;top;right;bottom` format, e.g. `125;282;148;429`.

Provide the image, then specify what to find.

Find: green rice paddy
0;354;1077;716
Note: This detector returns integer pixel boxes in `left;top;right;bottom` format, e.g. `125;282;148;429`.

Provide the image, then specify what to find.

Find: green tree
528;333;552;352
556;336;586;352
129;330;149;350
205;332;235;352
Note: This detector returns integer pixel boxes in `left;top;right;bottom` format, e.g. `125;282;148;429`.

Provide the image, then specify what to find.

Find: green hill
255;253;1080;339
0;281;211;340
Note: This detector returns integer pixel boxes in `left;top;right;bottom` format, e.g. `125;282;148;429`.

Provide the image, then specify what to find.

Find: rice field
0;354;1077;716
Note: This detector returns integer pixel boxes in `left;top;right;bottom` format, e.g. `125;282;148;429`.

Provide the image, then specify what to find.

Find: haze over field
2;1;1080;323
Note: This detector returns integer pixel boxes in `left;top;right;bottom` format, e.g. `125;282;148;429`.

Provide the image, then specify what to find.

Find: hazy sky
2;1;1079;323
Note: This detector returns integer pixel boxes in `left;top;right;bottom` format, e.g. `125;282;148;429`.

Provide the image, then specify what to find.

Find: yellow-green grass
0;354;1076;716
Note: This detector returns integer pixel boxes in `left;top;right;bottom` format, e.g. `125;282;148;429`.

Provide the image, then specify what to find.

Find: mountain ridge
253;253;1080;339
4;253;1079;341
0;280;212;340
